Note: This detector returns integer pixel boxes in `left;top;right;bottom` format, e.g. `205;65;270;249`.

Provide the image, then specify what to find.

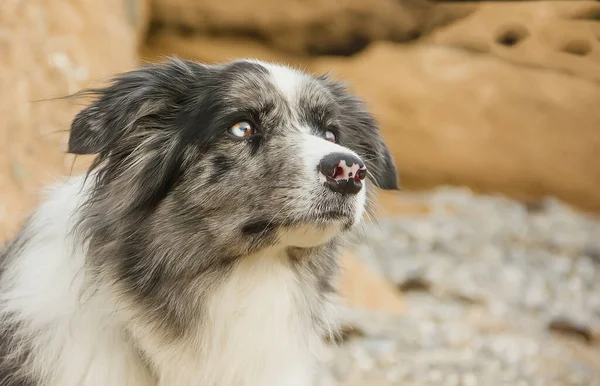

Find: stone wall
0;0;149;238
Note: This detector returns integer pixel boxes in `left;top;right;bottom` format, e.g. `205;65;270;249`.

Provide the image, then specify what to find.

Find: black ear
322;77;400;190
354;133;399;190
68;59;199;155
367;136;399;190
68;77;148;155
69;104;115;154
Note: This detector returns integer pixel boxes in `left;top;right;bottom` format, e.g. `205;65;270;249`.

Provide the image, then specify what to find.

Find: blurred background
1;0;599;385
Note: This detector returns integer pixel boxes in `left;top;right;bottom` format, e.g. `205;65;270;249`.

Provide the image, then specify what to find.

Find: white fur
261;61;305;103
141;250;330;386
0;176;154;386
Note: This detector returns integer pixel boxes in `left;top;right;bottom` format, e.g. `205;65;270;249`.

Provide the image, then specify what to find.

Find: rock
584;240;600;264
337;251;405;316
141;33;308;68
426;1;600;83
397;276;432;293
0;0;148;239
374;190;433;216
149;0;437;56
313;42;600;213
548;316;595;344
126;0;152;46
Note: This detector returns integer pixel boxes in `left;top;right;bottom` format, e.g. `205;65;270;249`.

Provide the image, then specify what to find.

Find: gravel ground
318;187;600;386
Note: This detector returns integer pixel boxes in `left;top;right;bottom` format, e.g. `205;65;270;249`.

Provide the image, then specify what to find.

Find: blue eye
229;121;255;138
325;130;336;143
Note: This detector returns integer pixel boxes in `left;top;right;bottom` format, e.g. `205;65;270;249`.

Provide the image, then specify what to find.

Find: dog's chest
155;254;325;386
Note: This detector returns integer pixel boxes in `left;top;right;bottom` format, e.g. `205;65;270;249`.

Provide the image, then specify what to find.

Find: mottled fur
0;59;398;386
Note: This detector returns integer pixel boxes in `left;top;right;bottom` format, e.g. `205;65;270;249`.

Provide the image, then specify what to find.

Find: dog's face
70;59;397;268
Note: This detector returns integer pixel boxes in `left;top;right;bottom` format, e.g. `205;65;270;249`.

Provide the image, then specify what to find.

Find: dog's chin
277;208;361;248
277;223;344;248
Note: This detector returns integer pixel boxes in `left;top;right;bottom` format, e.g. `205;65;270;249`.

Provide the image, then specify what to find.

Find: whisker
358;155;389;163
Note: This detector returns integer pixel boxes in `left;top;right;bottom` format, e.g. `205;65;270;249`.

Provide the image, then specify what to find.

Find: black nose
317;152;367;195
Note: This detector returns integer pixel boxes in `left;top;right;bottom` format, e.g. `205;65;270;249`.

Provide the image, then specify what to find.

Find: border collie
0;58;398;386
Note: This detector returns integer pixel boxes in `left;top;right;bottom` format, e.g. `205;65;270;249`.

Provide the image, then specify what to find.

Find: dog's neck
138;249;333;385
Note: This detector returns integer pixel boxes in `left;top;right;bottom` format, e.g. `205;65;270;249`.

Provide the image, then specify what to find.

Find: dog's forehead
220;60;334;108
258;62;305;101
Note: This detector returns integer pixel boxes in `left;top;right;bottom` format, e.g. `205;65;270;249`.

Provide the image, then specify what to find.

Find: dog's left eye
229;121;255;138
325;130;336;143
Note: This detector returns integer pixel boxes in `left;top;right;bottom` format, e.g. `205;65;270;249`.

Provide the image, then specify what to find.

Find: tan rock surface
142;33;309;68
338;251;404;316
0;0;148;240
427;1;600;83
149;0;435;55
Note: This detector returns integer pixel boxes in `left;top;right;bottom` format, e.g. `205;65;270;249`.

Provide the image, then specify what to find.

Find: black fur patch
247;134;264;156
241;219;278;237
209;155;234;183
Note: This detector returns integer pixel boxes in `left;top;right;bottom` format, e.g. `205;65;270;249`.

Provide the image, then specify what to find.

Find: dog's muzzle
317;152;367;195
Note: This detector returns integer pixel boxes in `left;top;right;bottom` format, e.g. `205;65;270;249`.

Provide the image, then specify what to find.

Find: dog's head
70;59;397;260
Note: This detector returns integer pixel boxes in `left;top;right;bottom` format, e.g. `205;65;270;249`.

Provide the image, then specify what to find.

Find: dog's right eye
229;121;255;138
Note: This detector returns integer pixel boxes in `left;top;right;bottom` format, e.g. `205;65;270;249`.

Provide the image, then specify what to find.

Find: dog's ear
69;105;114;154
360;134;399;190
322;77;399;190
68;59;198;155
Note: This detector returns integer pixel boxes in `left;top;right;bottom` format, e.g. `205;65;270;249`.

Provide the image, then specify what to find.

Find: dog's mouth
314;210;352;221
242;205;359;249
305;194;365;228
277;209;354;248
277;209;353;228
303;207;357;232
241;209;354;236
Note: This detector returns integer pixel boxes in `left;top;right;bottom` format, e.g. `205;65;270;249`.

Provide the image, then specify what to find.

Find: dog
0;58;398;386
